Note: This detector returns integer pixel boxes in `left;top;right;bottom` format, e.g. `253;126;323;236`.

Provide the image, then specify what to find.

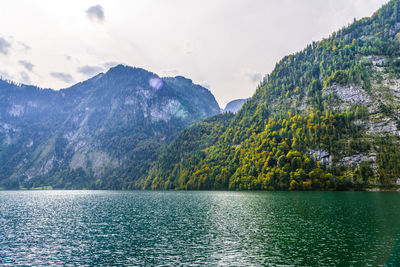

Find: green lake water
0;191;399;266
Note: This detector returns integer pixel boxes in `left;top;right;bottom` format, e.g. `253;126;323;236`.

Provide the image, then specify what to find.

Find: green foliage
376;137;400;186
144;111;365;190
142;113;234;190
142;0;400;191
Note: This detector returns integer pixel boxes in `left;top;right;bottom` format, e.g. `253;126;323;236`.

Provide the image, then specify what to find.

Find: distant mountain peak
105;64;157;78
223;98;248;113
107;64;133;71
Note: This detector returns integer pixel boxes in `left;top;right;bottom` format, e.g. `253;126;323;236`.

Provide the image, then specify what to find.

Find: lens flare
149;77;163;90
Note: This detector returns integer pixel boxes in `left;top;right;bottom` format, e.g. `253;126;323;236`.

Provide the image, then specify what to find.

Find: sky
0;0;389;108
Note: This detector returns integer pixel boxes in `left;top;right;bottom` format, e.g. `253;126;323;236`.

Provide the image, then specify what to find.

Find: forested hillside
143;0;400;190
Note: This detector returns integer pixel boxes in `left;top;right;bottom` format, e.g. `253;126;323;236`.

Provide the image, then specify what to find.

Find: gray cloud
19;60;34;72
103;61;120;69
249;73;262;83
86;5;105;22
50;72;74;83
19;42;30;51
77;65;104;76
20;71;31;84
0;37;11;55
241;69;263;84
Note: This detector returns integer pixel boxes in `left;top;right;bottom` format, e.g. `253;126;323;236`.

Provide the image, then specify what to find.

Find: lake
0;191;399;266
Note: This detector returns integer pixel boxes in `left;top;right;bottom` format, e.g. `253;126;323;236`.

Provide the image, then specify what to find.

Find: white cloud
0;70;13;81
184;41;195;55
198;81;211;89
162;69;179;77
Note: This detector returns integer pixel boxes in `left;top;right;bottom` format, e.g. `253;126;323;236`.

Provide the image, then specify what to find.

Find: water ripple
0;191;399;266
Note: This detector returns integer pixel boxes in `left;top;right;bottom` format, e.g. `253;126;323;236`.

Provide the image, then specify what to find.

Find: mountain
0;65;220;189
142;113;234;189
143;0;400;190
223;99;248;113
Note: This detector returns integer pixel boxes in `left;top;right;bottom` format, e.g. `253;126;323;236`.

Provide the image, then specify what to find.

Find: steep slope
223;99;248;113
144;0;400;190
142;113;234;189
0;65;220;189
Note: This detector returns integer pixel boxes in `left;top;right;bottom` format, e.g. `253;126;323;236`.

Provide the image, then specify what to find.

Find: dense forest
140;0;400;190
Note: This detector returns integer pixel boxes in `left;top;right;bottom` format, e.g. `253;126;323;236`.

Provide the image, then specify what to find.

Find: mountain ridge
0;64;221;189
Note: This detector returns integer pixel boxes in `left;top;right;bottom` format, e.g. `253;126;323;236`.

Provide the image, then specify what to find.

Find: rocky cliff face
0;65;220;189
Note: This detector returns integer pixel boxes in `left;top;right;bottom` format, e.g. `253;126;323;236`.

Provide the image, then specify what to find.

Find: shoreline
0;186;399;192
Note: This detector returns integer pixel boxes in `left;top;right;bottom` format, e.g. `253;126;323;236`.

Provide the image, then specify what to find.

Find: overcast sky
0;0;389;107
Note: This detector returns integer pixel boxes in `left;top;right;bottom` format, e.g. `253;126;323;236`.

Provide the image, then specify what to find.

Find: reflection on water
0;191;399;265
